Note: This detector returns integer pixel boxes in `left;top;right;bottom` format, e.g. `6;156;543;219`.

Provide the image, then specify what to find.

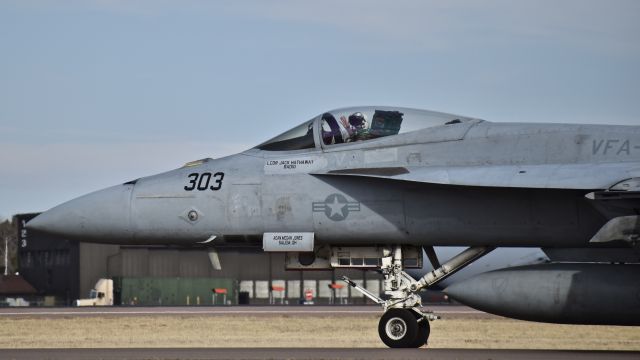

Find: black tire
410;316;430;348
378;309;419;348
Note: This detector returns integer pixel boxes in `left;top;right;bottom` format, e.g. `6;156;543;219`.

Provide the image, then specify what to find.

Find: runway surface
1;348;639;360
2;306;637;358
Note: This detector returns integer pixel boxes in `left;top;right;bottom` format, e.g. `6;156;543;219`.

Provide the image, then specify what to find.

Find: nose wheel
343;246;493;348
378;309;430;348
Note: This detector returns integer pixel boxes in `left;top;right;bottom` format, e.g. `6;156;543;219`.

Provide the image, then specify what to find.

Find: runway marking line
0;309;481;316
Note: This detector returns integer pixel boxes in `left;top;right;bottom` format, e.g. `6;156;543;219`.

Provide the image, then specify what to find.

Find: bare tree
0;219;18;275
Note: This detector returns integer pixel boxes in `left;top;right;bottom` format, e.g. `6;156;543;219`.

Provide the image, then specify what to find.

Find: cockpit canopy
256;119;315;151
256;106;476;151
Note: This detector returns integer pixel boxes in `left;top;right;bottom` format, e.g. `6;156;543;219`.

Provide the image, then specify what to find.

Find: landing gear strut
343;245;493;348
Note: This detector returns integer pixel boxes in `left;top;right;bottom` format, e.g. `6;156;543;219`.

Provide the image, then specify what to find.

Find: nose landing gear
343;245;493;348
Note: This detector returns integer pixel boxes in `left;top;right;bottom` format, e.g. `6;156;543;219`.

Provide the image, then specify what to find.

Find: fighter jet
27;106;640;348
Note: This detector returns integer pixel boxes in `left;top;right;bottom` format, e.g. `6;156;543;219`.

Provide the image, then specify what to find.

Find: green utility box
113;277;237;306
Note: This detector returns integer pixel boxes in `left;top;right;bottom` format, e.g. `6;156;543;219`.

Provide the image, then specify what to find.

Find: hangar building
14;213;384;306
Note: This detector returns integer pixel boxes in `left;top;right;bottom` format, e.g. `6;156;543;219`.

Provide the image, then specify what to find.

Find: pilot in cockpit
339;112;372;142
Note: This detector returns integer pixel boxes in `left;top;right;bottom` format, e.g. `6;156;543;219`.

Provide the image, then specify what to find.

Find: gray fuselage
29;119;640;248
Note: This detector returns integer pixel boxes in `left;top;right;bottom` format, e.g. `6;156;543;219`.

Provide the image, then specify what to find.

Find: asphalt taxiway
1;348;639;360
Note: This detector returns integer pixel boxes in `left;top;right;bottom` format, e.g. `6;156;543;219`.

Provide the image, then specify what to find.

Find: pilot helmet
348;112;367;128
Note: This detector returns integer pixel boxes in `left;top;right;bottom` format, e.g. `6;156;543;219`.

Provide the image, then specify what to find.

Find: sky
1;0;639;219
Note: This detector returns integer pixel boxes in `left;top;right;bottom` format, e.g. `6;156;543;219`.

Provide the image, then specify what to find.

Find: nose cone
27;184;133;242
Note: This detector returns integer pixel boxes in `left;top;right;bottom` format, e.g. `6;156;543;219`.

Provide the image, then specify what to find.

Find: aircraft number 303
184;172;225;191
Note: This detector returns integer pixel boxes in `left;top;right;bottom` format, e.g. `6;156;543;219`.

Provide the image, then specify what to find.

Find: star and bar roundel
312;193;361;221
